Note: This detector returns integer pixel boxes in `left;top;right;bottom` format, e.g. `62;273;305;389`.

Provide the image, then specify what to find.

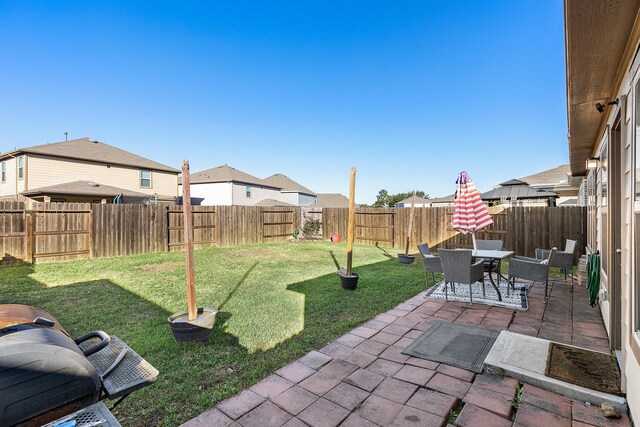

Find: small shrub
302;218;321;238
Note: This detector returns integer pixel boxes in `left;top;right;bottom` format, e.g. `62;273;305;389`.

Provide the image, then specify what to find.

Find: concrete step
483;331;627;412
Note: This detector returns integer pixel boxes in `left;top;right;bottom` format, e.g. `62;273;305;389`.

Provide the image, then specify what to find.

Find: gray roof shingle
23;180;152;198
262;174;316;195
2;137;179;173
187;165;281;188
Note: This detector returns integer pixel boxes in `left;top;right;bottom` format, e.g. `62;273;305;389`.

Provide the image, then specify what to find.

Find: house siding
231;183;281;206
27;154;178;197
184;182;233;205
0;156;19;197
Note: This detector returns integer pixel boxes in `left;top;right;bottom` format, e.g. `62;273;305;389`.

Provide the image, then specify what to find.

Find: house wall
0;156;20;197
280;192;299;206
298;193;316;206
184;182;233;205
27;154;178;197
586;33;640;423
231;182;280;206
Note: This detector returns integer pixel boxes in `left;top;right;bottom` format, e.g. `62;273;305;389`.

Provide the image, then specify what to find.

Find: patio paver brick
345;368;385;392
405;388;457;418
463;384;513;419
383;324;413;336
366;358;404;377
370;331;402;345
379;345;411;363
319;359;359;380
472;373;518;397
271;385;319;415
238;401;292;427
340;413;378;427
426;373;471;399
391;406;446;427
372;377;419;404
340;348;378;368
323;381;370;411
297;398;350;427
319;342;352;358
572;401;633;427
250;374;294;398
299;372;342;396
179;408;235;427
520;384;572;418
335;333;366;348
298;351;332;369
394;364;436;386
454;403;512;427
405;356;440;370
436;364;475;382
276;362;316;384
218;390;266;420
515;403;571;427
357;395;404;426
355;339;388;356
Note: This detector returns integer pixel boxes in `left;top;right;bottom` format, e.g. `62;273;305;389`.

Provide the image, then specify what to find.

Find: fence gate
167;206;217;251
0;202;27;264
30;204;92;263
262;209;295;240
355;211;395;247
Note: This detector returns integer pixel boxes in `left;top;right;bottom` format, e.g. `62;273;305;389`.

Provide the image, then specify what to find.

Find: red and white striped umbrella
451;171;493;246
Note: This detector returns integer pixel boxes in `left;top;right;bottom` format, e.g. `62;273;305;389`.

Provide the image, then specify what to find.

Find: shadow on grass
0;254;425;427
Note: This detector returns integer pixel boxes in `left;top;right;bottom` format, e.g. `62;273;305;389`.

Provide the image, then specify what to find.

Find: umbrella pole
346;167;356;276
182;160;197;322
472;233;477;250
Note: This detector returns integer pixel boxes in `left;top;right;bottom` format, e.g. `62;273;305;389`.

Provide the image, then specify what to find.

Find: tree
371;189;429;207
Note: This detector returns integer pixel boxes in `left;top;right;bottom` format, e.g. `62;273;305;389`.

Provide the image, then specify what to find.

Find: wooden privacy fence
322;206;587;259
0;202;300;264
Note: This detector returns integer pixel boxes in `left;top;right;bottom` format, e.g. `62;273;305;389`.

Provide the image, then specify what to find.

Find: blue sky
0;1;567;203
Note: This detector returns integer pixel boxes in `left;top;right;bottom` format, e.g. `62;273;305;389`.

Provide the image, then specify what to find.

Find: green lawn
0;241;428;426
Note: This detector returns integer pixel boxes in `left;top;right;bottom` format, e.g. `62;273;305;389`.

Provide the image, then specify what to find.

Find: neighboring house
480;179;558;207
427;194;455;207
518;164;582;205
263;173;317;206
0;137;179;204
311;193;355;208
181;165;282;206
253;198;296;207
565;1;640;421
395;195;431;207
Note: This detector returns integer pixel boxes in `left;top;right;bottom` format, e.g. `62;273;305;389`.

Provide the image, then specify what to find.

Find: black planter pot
338;272;359;290
168;307;217;343
398;254;416;264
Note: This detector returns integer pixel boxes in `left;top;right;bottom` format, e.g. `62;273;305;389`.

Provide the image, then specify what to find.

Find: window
140;170;151;188
1;161;5;183
245;185;251;198
17;156;23;180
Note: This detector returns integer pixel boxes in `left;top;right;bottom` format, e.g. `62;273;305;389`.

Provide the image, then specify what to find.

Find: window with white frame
1;161;5;183
17;156;23;180
245;185;251;198
140;170;152;188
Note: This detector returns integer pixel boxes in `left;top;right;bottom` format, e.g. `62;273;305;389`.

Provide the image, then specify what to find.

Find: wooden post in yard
346;167;357;276
182;160;197;321
405;191;416;254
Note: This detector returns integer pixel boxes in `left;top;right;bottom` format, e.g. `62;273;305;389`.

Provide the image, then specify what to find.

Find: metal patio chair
438;249;485;304
535;239;576;283
418;243;443;288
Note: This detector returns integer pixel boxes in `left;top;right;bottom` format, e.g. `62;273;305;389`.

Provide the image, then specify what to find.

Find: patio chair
438;249;485;304
535;239;576;283
508;248;556;303
474;239;504;280
418;243;443;288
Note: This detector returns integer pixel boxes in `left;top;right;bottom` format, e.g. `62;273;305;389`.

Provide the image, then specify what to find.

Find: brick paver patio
181;277;632;426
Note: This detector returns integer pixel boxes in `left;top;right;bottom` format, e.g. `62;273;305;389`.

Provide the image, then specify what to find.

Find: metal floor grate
42;402;121;427
79;335;159;399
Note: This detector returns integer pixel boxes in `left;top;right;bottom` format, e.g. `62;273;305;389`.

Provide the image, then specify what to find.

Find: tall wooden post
182;160;197;321
346;167;356;276
405;191;416;254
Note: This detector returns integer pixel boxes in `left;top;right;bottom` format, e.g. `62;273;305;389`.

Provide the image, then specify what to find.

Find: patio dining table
471;249;514;301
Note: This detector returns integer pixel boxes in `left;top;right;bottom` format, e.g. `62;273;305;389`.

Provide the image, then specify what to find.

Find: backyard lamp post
167;160;217;343
339;167;359;289
399;191;417;264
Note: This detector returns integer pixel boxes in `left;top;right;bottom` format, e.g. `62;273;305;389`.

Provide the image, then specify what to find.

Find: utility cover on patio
402;321;499;373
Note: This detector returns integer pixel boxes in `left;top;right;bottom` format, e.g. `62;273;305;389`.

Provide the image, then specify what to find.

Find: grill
0;304;159;426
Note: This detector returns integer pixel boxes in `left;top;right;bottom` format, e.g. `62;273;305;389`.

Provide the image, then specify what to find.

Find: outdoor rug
402;321;499;373
546;342;623;396
425;279;529;310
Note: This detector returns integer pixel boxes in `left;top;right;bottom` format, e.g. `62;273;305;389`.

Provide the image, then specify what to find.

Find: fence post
25;210;35;263
89;207;94;259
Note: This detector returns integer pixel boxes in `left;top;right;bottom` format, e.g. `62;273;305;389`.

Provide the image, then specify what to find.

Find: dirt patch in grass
134;262;182;273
